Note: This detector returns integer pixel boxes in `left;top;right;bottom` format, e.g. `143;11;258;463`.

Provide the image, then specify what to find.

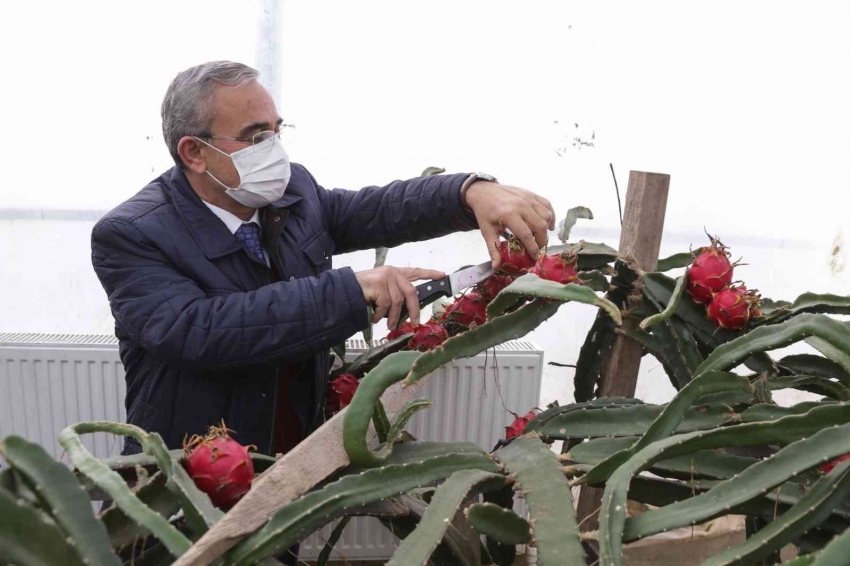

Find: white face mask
196;136;291;208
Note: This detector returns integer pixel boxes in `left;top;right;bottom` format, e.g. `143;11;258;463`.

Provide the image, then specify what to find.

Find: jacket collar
167;167;302;260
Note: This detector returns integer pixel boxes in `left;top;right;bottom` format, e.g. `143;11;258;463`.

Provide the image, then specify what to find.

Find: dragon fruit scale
441;291;488;329
531;251;579;285
498;236;536;275
408;320;450;352
327;373;359;413
475;274;514;301
183;421;255;510
687;238;734;304
505;410;537;440
706;284;761;330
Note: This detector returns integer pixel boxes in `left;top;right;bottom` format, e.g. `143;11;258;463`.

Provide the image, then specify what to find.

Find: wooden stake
576;171;670;535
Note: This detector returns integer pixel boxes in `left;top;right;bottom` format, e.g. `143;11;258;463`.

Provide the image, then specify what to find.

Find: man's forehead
209;81;279;133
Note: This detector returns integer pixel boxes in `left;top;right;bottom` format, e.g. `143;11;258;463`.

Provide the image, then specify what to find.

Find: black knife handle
391;277;453;325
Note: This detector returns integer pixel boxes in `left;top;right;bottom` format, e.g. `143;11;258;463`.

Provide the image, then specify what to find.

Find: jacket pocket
302;230;334;274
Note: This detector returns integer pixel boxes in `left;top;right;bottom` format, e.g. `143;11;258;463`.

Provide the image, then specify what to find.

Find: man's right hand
354;266;445;330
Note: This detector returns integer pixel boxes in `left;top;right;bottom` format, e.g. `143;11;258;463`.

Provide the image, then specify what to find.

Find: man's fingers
531;201;556;233
504;215;540;259
397;267;446;282
480;224;502;270
386;278;405;330
398;273;421;326
526;211;551;249
535;195;557;230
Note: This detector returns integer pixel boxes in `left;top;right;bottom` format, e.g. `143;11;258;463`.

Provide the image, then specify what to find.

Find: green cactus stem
808;527;850;565
696;314;850;378
655;252;696;273
226;452;499;566
540;402;738;440
386;470;507;566
573;313;619;401
332;332;414;380
525;397;644;434
0;486;88;566
639;272;688;330
316;516;350;566
768;375;850;401
754;292;850;326
100;471;181;551
0;435;121;566
583;371;751;485
777;354;850;387
699;459;850;566
466;502;532;545
493;435;586;565
623;421;850;543
342;351;421;468
577;270;611;292
595;402;850;566
58;424;192;557
486;274;621;323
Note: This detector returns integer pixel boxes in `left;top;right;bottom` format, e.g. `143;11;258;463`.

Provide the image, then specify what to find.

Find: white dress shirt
202;201;270;267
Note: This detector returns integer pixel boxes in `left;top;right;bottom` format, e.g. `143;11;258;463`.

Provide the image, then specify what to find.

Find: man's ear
177;136;207;174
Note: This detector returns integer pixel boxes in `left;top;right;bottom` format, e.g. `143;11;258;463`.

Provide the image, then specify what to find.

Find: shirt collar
201;200;262;235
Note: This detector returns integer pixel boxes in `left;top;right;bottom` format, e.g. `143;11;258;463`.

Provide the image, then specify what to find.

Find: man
91;60;554;466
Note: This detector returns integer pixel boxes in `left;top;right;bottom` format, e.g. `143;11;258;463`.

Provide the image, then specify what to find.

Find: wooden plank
172;378;426;566
576;171;670;537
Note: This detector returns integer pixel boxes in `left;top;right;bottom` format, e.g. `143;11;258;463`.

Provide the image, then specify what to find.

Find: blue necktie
235;223;265;263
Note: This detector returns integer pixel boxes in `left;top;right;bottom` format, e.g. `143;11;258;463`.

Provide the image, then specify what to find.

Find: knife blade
392;260;496;324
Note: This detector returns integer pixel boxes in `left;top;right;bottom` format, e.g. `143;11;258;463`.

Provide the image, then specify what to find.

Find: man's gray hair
161;61;260;168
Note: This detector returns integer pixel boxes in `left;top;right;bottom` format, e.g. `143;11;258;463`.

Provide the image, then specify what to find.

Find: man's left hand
464;181;557;270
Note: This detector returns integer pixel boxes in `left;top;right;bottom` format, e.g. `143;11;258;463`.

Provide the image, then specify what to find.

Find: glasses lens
252;131;277;153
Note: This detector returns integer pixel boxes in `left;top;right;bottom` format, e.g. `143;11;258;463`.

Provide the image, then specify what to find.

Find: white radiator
0;333;544;561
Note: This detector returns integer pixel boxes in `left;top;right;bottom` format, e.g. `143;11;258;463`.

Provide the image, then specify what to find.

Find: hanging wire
610;163;623;225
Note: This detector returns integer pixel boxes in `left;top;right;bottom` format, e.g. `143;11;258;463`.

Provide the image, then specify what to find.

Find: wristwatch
459;172;498;213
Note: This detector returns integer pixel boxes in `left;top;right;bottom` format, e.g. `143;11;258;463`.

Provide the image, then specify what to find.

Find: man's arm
91;218;369;371
305;166;479;255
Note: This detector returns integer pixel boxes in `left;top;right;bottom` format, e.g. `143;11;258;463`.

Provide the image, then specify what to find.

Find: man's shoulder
96;169;178;229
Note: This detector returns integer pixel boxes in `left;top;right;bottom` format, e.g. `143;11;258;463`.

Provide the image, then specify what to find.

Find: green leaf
642;272;777;376
699;459;850;566
639;272;688;330
0;436;121;566
100;471;180;551
227;453;499;566
58;425;192;557
333;332;414;379
405;298;563;387
558;206;594;243
387;470;506;566
493;435;586;564
540;402;739;440
372;400;391;444
342;351;420;468
0;486;88;566
696;314;850;378
486;274;621;324
656;252;694;273
583;371;751;485
526;398;645;434
756;292;850;326
777;354;850;387
573;314;619;401
577;269;611;292
316;516;350;566
768;375;850;401
421;166;446;176
466;502;531;545
595;402;850;566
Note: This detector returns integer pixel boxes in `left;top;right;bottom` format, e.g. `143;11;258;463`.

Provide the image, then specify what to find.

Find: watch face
477;173;497;183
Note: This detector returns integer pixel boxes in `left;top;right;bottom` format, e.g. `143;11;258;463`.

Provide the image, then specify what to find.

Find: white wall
1;1;848;410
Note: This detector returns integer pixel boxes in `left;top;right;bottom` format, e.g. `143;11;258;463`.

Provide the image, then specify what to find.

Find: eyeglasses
198;124;295;153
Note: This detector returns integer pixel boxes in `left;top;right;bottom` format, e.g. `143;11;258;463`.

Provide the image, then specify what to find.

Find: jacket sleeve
307;167;481;255
91;218;369;371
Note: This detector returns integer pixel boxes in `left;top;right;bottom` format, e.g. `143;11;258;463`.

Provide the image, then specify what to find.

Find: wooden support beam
172;379;426;566
576;171;670;537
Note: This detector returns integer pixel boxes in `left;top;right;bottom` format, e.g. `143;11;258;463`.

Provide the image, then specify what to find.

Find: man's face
200;79;282;189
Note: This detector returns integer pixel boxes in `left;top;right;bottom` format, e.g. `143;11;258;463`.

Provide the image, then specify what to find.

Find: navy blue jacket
91;164;478;456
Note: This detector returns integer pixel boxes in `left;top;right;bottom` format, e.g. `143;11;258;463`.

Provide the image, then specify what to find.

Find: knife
393;260;496;324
